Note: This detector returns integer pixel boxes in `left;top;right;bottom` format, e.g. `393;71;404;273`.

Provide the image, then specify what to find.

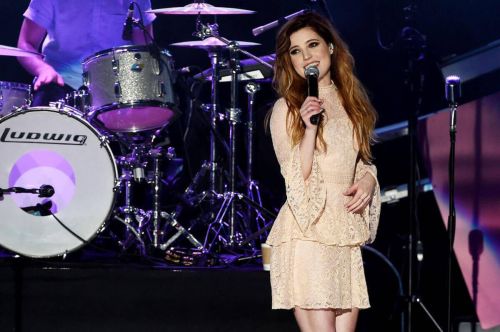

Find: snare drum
0;81;31;117
0;105;118;257
82;46;177;133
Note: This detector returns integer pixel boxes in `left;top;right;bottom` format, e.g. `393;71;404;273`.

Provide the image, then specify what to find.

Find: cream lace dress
266;83;381;310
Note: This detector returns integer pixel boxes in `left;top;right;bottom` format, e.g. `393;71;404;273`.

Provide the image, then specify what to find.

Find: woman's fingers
350;195;370;213
300;98;324;127
346;191;371;213
346;192;365;212
300;97;323;112
300;103;322;116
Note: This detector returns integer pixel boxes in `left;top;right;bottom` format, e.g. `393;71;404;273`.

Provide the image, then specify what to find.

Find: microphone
122;2;135;41
445;75;461;107
445;75;461;132
304;65;320;125
38;184;55;198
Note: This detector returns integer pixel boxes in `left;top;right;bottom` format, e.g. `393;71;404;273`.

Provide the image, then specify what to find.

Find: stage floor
0;247;407;332
0;256;299;332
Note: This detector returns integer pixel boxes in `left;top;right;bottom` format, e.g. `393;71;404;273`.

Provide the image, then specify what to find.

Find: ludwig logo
0;127;87;145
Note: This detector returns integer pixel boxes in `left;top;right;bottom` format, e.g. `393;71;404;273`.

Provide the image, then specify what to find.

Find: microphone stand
397;2;443;331
0;186;54;199
446;77;459;332
252;9;309;36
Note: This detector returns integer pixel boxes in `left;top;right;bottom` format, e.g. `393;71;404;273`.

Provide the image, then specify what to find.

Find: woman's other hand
343;172;376;214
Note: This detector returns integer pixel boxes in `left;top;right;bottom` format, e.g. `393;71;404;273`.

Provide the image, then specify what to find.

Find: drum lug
112;59;120;75
82;71;90;87
98;135;110;147
157;81;166;97
152;58;160;75
14;104;29;113
49;100;67;113
97;223;107;234
113;180;121;192
114;82;122;99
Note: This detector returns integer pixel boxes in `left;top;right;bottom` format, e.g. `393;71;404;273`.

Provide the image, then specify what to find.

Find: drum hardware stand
186;20;270;196
112;146;150;254
194;23;274;253
203;191;277;254
178;19;225;210
244;82;268;241
148;146;201;249
152;20;275;257
141;146;204;251
207;48;222;201
159;211;204;250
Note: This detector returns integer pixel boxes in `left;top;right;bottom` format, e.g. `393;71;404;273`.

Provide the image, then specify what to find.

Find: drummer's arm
132;24;154;45
17;18;64;90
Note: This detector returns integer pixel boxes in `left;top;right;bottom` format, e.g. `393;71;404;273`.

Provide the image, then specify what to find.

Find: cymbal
0;45;42;58
148;3;255;15
170;37;260;50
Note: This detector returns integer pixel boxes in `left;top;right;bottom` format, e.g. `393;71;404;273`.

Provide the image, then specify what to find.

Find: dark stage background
1;1;499;331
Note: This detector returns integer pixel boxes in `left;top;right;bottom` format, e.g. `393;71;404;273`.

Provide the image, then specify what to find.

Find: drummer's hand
343;172;376;214
34;65;64;90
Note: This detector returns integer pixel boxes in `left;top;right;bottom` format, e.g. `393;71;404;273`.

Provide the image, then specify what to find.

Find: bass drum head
0;106;117;257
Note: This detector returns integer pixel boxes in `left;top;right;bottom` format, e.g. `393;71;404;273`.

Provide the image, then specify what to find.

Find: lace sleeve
270;99;327;233
354;158;381;244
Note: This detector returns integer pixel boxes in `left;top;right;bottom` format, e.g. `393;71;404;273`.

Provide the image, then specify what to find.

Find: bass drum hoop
0;106;118;258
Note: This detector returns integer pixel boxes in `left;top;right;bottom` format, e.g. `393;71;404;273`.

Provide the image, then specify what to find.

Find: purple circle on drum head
8;149;76;214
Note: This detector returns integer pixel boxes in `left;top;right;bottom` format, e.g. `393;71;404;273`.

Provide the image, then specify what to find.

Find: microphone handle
310;115;320;125
307;75;320;125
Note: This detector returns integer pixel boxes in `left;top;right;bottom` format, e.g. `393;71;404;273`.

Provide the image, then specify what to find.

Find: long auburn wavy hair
273;12;377;162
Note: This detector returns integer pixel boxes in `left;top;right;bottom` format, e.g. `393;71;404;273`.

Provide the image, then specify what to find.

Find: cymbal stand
227;38;241;245
148;20;229;253
196;23;273;253
207;48;222;203
193;15;224;206
244;82;268;242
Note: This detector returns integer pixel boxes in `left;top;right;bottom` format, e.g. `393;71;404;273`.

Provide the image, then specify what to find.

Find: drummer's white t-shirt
24;0;156;89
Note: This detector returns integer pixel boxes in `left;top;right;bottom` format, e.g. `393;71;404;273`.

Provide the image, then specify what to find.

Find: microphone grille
445;75;460;85
304;65;319;77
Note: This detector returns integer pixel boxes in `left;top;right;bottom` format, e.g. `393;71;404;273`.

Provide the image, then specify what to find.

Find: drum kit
0;2;276;262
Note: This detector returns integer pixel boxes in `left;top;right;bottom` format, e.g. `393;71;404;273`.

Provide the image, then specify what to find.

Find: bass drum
0;105;118;257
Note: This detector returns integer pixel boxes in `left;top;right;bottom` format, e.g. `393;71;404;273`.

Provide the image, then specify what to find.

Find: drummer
17;0;156;107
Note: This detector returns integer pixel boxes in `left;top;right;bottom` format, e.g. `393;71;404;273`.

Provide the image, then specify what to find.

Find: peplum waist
266;202;371;247
320;172;355;185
